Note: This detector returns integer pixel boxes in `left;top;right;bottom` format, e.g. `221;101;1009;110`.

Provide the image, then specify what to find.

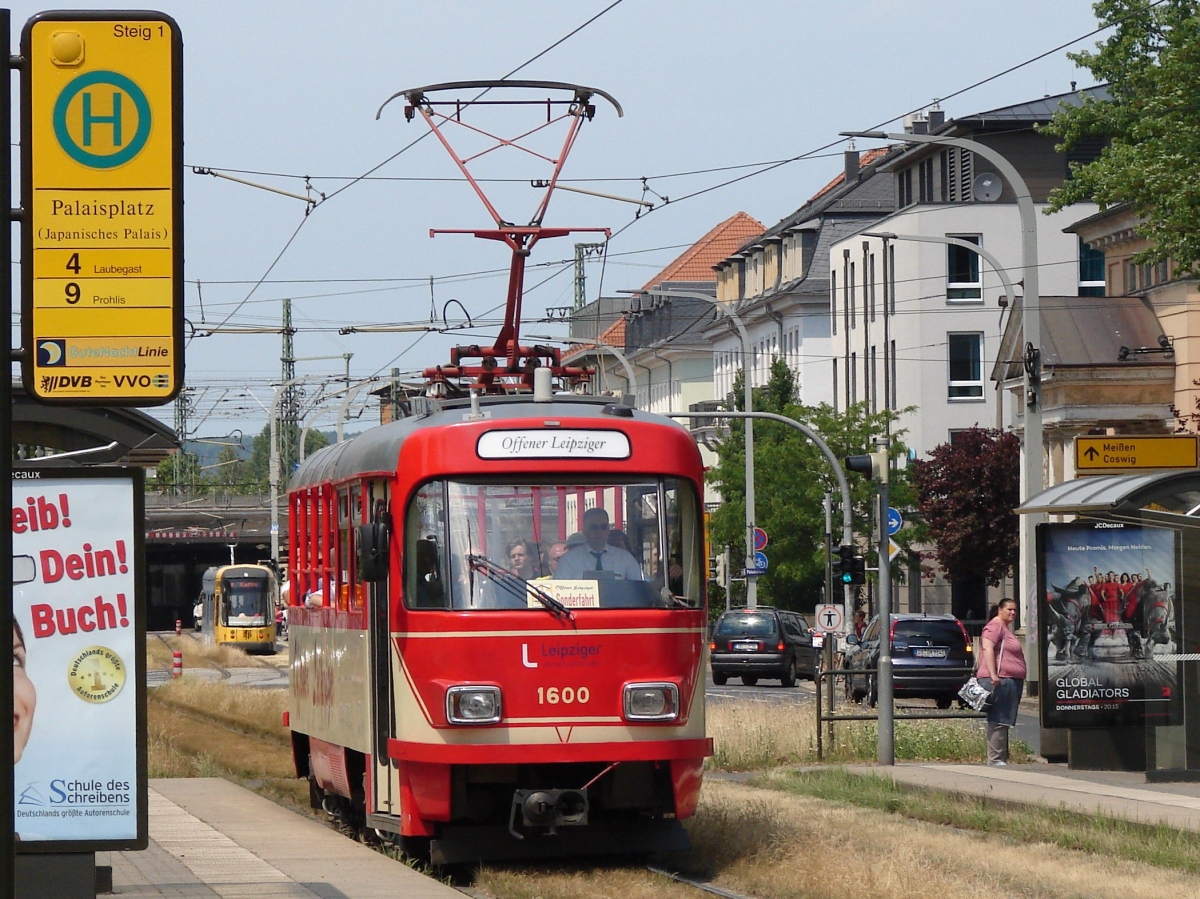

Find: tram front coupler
508;788;588;838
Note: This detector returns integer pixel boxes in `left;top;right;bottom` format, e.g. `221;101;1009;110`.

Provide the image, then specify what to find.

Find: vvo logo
40;374;92;392
113;373;170;389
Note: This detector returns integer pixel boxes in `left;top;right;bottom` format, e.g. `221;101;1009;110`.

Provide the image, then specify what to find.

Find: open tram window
403;478;703;611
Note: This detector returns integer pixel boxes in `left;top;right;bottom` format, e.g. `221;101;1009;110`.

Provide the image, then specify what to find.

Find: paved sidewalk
101;779;459;898
848;763;1200;831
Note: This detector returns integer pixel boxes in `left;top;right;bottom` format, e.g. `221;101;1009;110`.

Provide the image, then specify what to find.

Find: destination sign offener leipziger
22;13;183;405
1074;435;1198;472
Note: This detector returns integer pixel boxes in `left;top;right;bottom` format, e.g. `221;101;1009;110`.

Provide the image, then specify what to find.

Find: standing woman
980;598;1026;766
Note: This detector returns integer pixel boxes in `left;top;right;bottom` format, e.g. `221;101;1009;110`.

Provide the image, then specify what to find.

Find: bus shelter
1021;471;1200;777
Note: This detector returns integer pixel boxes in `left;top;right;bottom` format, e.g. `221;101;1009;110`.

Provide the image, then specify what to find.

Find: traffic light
833;544;855;584
848;555;867;585
715;552;728;587
708;556;718;582
845;449;889;483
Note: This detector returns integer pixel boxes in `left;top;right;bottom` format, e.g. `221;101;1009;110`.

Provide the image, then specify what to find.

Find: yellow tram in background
199;563;278;654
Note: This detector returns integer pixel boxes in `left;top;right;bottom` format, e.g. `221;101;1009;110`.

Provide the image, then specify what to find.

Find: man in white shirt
554;508;644;581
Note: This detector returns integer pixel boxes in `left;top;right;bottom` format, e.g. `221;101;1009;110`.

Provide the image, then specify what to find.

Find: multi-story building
825;89;1106;457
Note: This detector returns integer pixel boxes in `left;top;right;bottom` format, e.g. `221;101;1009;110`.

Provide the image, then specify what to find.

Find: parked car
709;607;819;687
844;613;973;708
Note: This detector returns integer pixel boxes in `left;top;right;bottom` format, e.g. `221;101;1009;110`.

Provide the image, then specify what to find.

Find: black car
845;613;973;708
709;607;818;687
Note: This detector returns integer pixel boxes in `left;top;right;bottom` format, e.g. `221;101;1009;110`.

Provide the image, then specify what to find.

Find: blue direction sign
887;507;904;537
753;551;768;572
753;527;768;551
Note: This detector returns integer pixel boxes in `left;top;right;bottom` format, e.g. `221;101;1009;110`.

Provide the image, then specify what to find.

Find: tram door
366;482;400;822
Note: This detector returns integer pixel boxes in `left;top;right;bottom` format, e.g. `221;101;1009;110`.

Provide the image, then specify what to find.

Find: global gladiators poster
1039;521;1181;729
12;470;146;848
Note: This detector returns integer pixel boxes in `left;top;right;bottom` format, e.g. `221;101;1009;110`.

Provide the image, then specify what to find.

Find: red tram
285;393;712;862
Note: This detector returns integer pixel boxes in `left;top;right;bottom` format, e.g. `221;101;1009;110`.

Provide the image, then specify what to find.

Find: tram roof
289;395;691;492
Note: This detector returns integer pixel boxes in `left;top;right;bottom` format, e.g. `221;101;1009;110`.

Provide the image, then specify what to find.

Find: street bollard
172;650;183;678
175;619;182;636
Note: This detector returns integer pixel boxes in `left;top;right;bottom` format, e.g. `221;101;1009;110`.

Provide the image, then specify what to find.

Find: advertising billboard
1039;520;1181;729
11;468;146;850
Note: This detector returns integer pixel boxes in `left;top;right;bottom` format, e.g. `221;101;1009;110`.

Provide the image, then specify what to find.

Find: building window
832;359;838;411
1079;239;1105;297
942;148;973;203
948;332;984;400
869;252;876;322
830;271;840;336
850;351;857;405
830;272;837;335
947;235;982;301
870;345;877;414
890;339;897;408
849;262;856;329
918;157;935;203
898;168;914;208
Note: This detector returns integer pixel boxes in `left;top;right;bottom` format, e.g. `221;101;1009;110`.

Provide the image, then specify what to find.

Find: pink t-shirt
981;618;1027;679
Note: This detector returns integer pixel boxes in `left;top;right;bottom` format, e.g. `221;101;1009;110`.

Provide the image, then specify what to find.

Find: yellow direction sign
21;13;183;405
1075;436;1199;472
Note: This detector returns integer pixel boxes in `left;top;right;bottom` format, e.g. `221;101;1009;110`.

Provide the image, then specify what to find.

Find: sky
4;0;1109;442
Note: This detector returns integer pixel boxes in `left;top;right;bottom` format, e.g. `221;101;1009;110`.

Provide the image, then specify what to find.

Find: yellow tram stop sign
21;12;183;406
1074;435;1199;473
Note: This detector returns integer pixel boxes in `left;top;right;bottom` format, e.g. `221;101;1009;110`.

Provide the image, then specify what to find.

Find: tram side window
405;482;450;609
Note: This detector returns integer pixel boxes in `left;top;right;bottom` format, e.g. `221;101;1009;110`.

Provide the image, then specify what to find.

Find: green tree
707;357;914;611
910;427;1020;620
1043;0;1200;270
154;451;203;494
246;424;332;488
208;443;249;493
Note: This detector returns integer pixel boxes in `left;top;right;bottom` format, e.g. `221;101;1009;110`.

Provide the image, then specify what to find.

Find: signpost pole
2;12;14;895
876;445;893;766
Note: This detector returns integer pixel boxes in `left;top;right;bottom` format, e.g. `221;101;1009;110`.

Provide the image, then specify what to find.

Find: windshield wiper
466;553;574;621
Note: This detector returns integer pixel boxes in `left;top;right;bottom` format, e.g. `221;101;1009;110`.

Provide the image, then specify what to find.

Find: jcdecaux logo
53;70;151;169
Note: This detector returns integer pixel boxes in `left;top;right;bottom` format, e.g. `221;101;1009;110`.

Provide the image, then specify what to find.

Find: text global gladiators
1054;676;1130;702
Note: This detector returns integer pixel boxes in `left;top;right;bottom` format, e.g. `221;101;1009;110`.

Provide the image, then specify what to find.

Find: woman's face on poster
13;623;36;764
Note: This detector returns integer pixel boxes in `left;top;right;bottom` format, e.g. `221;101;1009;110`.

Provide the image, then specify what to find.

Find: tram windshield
405;478;703;612
222;577;269;627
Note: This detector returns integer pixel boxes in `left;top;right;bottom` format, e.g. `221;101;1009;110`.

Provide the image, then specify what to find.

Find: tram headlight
623;683;679;721
446;685;502;725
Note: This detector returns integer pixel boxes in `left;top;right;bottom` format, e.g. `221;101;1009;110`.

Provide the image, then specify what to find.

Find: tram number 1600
536;686;590;705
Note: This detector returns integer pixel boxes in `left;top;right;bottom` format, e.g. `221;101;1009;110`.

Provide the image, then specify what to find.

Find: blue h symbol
81;91;122;147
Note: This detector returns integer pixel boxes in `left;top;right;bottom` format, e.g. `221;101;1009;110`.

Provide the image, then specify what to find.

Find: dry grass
151;678;290;740
673;780;1200;899
147;678;307;813
146;631;275;673
473;780;1200;899
706;697;1029;769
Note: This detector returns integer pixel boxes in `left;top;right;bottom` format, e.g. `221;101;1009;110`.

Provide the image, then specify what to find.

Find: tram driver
554;508;643;580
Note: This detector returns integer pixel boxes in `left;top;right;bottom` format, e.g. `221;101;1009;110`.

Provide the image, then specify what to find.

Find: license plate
732;641;759;651
913;647;947;658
